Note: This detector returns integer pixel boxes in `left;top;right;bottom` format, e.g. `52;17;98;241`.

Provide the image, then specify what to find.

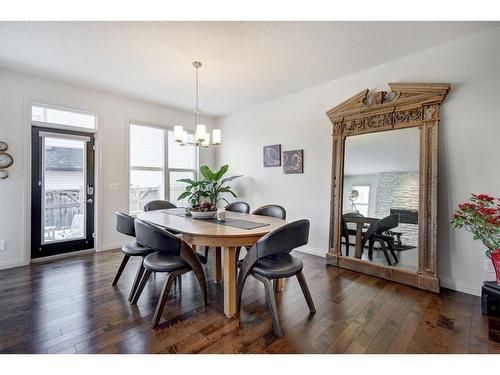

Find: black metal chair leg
254;274;283;337
387;241;398;264
151;270;181;328
379;241;392;266
296;271;316;313
235;246;241;261
368;239;374;260
112;254;130;285
345;235;349;257
128;260;145;301
130;269;152;305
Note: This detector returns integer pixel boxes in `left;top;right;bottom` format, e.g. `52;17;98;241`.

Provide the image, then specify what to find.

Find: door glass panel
169;171;195;207
129;170;164;214
43;137;86;243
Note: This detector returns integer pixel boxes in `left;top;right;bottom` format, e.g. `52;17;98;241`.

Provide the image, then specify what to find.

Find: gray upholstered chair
361;214;400;265
204;201;251;260
235;204;287;262
237;219;315;337
130;219;208;328
226;201;251;214
143;200;177;212
252;204;286;220
112;212;154;301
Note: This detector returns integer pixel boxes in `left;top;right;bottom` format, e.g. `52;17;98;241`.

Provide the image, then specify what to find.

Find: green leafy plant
451;193;500;254
176;178;210;207
177;164;242;209
200;164;242;206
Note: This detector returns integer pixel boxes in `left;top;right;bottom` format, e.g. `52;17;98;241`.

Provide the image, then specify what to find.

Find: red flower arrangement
451;193;500;285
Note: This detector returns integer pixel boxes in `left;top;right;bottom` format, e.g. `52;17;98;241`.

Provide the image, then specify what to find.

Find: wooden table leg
354;222;363;258
223;246;237;318
274;278;285;292
214;247;222;283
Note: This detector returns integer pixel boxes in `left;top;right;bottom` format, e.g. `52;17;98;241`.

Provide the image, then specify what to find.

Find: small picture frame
263;144;281;167
283;149;304;174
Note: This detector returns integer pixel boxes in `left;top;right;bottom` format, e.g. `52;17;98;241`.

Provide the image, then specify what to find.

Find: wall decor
283;149;304;174
263;144;281;167
0;141;13;179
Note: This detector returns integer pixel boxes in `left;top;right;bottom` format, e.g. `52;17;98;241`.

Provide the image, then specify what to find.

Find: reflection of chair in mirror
361;214;400;265
389;208;418;249
341;212;364;256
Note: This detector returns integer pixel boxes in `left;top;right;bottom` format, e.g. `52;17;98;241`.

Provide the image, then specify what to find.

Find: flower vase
487;249;500;286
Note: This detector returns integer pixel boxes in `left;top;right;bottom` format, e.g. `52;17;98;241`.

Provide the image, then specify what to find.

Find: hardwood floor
0;249;499;354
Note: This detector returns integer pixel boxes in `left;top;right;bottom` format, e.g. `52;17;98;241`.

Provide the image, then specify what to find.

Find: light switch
109;183;119;191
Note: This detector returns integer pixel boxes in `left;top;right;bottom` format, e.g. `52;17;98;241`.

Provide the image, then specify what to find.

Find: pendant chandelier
173;61;221;147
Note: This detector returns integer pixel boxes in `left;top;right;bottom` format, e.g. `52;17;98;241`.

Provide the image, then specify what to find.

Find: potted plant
199;164;242;207
177;164;242;218
451;194;500;286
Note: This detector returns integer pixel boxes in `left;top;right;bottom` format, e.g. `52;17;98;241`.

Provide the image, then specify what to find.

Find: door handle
86;198;93;204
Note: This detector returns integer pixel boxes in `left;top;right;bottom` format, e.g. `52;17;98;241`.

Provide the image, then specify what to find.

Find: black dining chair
130;219;208;328
144;200;177;212
235;204;287;263
361;214;400;265
204;201;251;260
112;212;155;301
252;204;286;220
341;212;365;257
237;219;315;337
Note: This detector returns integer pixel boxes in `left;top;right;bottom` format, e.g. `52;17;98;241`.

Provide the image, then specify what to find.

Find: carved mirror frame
325;83;450;292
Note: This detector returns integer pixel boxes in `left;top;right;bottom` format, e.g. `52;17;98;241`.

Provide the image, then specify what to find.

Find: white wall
0;68;215;269
216;27;500;296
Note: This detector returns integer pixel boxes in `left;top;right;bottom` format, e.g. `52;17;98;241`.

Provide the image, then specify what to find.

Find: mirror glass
342;127;420;271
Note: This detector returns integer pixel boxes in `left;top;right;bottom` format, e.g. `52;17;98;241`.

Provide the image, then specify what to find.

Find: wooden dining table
343;215;379;258
136;208;287;318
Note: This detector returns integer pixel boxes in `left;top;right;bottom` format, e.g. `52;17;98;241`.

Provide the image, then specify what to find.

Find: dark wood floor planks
0;249;499;354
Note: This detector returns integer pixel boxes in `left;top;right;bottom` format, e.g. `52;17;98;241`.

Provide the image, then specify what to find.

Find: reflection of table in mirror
343;216;378;258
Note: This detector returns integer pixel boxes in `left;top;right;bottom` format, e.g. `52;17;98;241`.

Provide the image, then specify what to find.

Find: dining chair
237;219;315;337
361;214;400;265
252;204;286;220
143;200;177;212
130;218;208;328
112;212;154;301
341;211;365;256
204;201;251;260
235;204;287;262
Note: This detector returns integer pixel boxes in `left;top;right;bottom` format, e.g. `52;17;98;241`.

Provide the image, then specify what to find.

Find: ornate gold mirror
325;83;450;292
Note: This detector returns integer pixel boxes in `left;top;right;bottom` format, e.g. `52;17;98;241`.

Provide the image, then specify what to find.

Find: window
32;104;96;130
129;124;197;213
167;130;197;207
351;185;370;217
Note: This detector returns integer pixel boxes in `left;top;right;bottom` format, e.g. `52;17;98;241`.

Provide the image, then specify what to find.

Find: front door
31;127;95;259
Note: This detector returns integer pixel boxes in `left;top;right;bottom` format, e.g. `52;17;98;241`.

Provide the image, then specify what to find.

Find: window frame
128;121;199;214
351;184;371;217
31;102;97;132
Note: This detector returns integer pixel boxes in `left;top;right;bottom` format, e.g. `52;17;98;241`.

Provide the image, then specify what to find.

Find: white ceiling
0;22;496;116
344;127;420;175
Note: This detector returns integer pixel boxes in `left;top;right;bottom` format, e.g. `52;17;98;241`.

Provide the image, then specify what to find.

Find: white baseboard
0;258;27;270
295;246;325;258
440;277;481;296
30;248;95;264
97;243;122;252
